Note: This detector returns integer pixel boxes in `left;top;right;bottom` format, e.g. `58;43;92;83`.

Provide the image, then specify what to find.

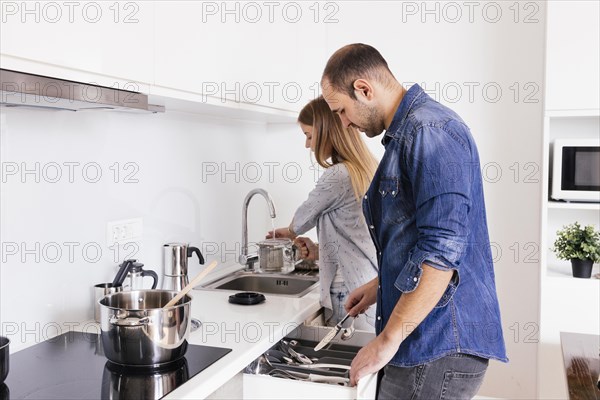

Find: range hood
0;69;164;113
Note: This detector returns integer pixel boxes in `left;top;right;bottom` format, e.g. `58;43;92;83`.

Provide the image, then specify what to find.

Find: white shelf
546;262;600;280
545;109;600;118
547;201;600;211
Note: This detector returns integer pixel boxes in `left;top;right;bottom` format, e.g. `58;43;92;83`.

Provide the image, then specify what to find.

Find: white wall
0;107;318;352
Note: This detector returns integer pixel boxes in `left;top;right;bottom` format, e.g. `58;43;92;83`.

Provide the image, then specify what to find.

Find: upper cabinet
0;1;154;88
545;1;600;111
154;1;327;111
1;1;331;113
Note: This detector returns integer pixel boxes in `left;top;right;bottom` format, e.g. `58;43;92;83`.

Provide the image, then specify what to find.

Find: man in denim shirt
322;44;508;399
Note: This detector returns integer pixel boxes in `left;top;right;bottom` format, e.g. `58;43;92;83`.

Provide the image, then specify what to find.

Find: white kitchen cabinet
0;1;154;87
154;1;326;112
545;1;600;111
537;111;600;399
538;5;600;398
538;5;600;390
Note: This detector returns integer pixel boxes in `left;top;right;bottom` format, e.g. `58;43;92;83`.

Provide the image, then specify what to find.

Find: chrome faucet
239;188;276;271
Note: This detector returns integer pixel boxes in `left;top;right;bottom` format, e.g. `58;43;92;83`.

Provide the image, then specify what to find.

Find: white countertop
164;285;321;399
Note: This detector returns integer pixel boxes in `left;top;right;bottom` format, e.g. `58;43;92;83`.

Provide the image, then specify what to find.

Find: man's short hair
322;43;394;99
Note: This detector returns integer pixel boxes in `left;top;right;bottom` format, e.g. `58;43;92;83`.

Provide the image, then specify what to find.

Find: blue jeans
378;353;488;400
328;281;349;327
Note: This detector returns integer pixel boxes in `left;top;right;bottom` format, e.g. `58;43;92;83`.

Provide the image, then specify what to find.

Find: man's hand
348;265;454;386
349;334;399;386
293;237;319;260
345;278;378;316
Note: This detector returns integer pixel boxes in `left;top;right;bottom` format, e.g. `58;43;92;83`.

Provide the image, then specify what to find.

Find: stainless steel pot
0;336;8;383
99;290;192;366
258;238;300;273
101;358;189;399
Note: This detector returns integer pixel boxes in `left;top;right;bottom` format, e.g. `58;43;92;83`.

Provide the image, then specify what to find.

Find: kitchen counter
164;285;321;399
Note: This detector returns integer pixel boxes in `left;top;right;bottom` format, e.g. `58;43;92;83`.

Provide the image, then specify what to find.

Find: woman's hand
266;227;294;239
293;237;319;261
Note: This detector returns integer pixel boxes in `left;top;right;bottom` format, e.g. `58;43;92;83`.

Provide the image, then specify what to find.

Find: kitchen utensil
268;369;349;385
265;349;294;364
0;336;9;384
228;291;266;305
163;260;218;309
280;339;313;364
257;238;300;274
249;355;348;385
112;259;158;291
162;243;205;292
93;283;123;323
341;316;356;341
314;313;351;351
265;349;350;371
99;290;192;366
269;360;351;371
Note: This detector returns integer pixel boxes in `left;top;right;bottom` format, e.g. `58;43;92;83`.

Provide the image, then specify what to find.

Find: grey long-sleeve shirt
291;163;378;326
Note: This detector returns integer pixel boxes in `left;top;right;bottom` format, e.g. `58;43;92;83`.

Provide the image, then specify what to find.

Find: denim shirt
363;84;508;366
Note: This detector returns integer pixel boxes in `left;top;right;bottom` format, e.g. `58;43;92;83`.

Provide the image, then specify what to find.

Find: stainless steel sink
202;272;319;298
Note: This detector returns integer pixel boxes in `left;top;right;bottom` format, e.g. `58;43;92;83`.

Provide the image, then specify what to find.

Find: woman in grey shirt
268;96;378;331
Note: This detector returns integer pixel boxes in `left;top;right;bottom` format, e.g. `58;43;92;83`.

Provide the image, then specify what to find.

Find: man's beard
352;101;385;138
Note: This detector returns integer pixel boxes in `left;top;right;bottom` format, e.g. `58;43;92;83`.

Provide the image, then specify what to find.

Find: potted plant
552;222;600;278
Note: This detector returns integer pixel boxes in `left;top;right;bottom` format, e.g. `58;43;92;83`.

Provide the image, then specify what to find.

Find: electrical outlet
106;218;143;246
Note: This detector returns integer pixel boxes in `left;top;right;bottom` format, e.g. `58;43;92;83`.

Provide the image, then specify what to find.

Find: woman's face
300;123;315;152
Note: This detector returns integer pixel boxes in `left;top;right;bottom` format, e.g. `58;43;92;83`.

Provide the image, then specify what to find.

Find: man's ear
353;79;374;100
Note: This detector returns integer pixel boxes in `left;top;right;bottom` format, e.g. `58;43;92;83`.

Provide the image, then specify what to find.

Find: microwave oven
551;138;600;202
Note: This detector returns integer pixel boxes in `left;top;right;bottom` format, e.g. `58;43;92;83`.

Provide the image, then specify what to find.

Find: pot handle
109;315;151;327
187;246;205;265
141;269;159;289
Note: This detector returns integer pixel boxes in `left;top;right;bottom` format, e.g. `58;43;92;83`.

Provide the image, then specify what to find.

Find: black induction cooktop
1;331;231;400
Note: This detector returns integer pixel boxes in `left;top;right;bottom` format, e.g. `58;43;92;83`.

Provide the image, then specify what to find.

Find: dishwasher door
243;325;377;400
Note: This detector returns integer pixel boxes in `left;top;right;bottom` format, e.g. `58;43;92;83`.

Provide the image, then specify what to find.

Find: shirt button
378;285;381;289
391;191;396;195
413;277;418;282
378;252;382;255
377;316;381;321
364;195;368;200
369;225;374;229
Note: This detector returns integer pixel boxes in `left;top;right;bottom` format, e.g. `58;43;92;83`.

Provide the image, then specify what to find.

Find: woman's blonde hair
298;96;378;200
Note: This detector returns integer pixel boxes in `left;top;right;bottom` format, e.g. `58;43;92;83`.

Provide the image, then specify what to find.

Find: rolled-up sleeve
394;123;472;294
291;164;350;235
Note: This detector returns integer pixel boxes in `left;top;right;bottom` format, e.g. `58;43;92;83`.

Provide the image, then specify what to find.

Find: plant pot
571;259;593;278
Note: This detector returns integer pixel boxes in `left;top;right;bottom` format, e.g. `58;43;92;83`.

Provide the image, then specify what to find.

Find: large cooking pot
101;358;189;399
99;290;192;366
0;336;8;383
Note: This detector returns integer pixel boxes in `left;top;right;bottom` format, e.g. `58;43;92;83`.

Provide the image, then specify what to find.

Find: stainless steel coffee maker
162;243;205;291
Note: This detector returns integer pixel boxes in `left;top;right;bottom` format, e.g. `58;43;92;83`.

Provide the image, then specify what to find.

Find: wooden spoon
163;260;218;308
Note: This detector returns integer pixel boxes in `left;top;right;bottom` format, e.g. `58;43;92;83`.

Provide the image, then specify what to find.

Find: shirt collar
382;84;424;145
